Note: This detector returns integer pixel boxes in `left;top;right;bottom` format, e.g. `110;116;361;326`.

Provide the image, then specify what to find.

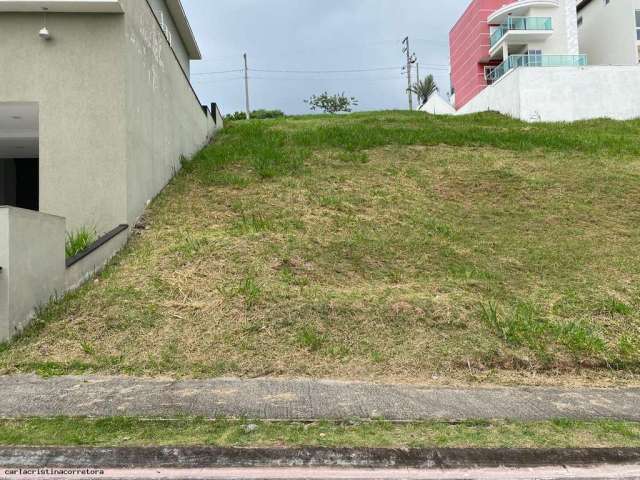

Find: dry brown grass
2;112;639;385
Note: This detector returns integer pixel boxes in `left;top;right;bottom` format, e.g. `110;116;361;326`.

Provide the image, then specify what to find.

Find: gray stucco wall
146;0;191;75
120;0;217;228
0;2;218;342
0;207;65;342
0;210;8;341
0;12;128;235
1;4;217;234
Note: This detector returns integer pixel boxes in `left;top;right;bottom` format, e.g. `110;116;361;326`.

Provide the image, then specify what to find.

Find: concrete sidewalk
0;375;639;421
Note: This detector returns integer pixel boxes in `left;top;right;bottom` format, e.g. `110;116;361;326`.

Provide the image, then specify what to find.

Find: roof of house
165;0;202;60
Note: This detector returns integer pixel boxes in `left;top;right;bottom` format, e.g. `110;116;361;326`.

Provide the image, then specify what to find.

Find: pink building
450;0;517;110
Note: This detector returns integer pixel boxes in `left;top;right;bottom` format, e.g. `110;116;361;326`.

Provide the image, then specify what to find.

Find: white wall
579;0;637;65
456;65;640;122
458;67;523;118
523;2;579;55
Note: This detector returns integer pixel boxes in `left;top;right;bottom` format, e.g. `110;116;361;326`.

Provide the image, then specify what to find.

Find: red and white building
443;0;640;121
450;0;515;110
450;0;583;110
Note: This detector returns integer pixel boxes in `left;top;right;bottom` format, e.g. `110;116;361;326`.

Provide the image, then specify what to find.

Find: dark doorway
0;158;39;211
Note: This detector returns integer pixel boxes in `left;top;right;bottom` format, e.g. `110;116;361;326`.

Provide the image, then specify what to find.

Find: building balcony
489;17;553;59
487;0;559;24
486;54;588;84
490;17;553;47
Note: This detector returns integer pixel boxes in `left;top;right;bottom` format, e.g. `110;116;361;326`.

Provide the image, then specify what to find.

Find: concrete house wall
0;11;128;234
0;207;65;341
578;0;639;65
147;0;191;75
121;0;216;228
0;0;217;234
0;0;220;342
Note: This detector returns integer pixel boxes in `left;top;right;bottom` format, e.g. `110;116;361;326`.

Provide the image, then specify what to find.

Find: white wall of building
522;2;579;55
578;0;638;65
457;65;640;122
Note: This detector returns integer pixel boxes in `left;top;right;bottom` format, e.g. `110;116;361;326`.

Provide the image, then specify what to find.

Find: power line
192;71;451;84
249;66;403;74
249;76;406;82
191;66;449;78
191;69;244;76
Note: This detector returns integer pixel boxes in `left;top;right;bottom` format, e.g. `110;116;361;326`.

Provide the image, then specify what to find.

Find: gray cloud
182;0;469;115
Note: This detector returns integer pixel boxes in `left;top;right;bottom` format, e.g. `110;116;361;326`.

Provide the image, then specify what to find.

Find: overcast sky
182;0;469;115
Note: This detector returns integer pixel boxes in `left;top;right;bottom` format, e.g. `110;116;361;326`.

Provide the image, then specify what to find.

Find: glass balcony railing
490;17;553;48
487;54;588;84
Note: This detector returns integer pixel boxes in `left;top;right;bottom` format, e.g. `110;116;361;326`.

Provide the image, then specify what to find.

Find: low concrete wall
0;207;65;342
0;206;132;342
65;225;129;292
457;66;640;122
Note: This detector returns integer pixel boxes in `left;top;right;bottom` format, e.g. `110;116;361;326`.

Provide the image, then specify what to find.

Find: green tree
411;75;438;106
304;92;358;114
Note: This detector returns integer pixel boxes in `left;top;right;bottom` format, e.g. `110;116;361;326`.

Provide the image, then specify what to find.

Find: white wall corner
564;0;580;55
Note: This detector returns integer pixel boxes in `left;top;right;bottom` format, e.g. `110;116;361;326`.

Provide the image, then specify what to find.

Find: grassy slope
2;418;640;449
1;111;639;384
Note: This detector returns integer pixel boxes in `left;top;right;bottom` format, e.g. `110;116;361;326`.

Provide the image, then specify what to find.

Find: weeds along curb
1;447;640;469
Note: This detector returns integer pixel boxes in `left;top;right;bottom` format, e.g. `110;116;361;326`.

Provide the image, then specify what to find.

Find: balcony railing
487;54;588;84
490;17;553;48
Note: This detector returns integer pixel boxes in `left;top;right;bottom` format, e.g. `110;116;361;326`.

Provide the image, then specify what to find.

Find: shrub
225;111;247;121
251;109;285;119
304;92;358;114
224;110;285;121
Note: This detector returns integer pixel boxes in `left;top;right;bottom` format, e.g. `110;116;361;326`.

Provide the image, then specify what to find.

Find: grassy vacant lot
1;111;639;384
2;418;640;449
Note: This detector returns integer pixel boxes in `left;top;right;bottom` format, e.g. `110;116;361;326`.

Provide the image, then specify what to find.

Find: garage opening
0;103;39;211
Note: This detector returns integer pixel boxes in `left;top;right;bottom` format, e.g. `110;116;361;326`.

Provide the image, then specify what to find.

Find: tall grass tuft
65;227;97;258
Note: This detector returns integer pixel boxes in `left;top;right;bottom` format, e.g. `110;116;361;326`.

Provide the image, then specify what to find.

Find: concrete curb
1;447;639;469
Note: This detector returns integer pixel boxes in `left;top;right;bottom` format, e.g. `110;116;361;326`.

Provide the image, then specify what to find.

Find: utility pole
416;63;421;105
402;37;417;111
243;53;251;120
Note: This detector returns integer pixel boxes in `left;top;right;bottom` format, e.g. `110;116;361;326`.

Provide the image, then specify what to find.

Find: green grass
2;111;640;384
1;417;640;448
65;227;97;258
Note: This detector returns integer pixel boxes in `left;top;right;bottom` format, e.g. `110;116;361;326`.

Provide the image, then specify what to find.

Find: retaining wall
456;65;640;122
